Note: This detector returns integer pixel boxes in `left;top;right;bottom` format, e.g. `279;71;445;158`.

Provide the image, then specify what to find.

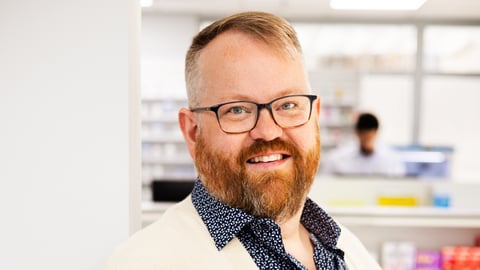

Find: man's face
180;31;321;221
356;129;377;156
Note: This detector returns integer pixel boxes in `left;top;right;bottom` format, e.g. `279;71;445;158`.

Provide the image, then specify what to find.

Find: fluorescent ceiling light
330;0;427;10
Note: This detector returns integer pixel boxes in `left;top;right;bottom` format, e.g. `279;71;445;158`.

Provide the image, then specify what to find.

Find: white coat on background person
321;113;405;177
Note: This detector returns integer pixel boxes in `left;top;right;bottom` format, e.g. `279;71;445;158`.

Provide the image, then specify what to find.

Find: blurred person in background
321;112;405;177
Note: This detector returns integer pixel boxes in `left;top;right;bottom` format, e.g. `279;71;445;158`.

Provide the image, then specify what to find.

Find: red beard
195;133;320;222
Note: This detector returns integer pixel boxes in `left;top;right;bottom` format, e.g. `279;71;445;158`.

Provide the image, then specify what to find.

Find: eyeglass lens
217;95;312;133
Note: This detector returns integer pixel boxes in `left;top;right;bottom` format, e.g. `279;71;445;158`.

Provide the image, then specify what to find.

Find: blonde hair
185;11;303;107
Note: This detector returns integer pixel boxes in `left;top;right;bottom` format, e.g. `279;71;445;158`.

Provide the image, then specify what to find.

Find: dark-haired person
321;112;405;177
104;12;381;270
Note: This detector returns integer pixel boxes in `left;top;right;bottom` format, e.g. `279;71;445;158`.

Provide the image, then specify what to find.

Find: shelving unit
141;97;196;201
320;103;357;150
309;69;359;150
328;206;480;228
309;178;480;258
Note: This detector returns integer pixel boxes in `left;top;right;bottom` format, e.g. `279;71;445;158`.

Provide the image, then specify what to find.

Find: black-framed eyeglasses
190;94;317;134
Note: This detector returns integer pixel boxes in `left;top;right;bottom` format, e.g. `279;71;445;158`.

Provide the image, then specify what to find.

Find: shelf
328;206;480;217
142;157;193;165
142;136;185;143
320;123;353;128
142;117;178;124
423;71;480;77
141;201;174;227
140;202;480;229
142;97;187;103
321;102;356;107
326;206;480;228
143;200;175;212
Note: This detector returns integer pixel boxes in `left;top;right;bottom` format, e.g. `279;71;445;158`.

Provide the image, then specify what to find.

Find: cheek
288;123;319;151
215;139;241;155
199;126;245;156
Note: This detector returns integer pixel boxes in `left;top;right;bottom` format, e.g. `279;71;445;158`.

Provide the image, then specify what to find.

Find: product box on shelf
441;246;480;270
382;244;480;270
382;241;416;270
415;250;441;270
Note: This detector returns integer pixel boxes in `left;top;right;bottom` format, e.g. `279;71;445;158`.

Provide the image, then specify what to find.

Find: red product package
441;246;480;270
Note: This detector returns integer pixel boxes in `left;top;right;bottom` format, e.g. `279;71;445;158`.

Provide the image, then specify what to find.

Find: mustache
238;138;300;162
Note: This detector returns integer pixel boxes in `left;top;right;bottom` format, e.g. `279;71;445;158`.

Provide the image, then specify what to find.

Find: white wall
358;74;414;145
141;14;199;99
0;1;140;269
420;76;480;181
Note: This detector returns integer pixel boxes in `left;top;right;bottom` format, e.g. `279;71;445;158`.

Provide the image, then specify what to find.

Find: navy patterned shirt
191;179;347;270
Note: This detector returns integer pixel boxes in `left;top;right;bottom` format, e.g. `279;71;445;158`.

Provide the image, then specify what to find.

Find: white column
0;0;140;269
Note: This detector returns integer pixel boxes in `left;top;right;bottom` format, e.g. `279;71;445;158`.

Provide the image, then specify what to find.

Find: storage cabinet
309;69;359;150
141;97;195;201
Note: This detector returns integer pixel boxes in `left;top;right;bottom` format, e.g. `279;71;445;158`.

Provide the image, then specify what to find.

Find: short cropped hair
185;11;303;107
355;113;379;131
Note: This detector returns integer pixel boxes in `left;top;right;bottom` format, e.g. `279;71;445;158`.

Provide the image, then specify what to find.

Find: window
424;26;480;73
294;23;417;72
294;24;416;147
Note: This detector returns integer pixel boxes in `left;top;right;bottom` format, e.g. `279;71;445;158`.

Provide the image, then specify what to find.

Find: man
321;112;405;177
105;12;381;270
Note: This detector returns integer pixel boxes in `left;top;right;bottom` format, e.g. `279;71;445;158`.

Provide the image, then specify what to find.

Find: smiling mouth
247;154;290;164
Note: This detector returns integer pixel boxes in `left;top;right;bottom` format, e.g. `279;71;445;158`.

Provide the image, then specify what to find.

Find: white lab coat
321;141;405;177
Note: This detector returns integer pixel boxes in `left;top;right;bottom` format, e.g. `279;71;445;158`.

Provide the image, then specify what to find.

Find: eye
280;102;296;110
220;104;252;117
218;102;255;120
228;106;248;114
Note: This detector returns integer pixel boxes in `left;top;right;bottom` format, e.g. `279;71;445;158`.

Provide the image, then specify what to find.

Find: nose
249;108;283;141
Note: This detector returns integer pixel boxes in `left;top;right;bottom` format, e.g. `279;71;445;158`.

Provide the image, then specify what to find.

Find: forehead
357;129;377;137
197;31;309;104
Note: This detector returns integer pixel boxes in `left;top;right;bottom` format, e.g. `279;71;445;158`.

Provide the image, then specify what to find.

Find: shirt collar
301;198;341;249
191;179;254;250
191;179;341;251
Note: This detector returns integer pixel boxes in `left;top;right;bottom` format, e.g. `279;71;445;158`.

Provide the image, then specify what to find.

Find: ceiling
143;0;480;21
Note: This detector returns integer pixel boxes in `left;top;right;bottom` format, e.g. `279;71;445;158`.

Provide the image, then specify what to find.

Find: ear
178;108;198;159
314;95;321;118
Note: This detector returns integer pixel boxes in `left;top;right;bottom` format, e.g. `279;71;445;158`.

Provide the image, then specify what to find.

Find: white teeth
250;154;283;163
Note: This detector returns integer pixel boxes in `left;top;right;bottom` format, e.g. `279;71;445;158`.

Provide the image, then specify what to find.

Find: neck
277;202;316;270
277;206;304;240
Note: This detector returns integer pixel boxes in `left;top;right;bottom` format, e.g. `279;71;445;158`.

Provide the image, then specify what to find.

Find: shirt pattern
191;179;347;270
